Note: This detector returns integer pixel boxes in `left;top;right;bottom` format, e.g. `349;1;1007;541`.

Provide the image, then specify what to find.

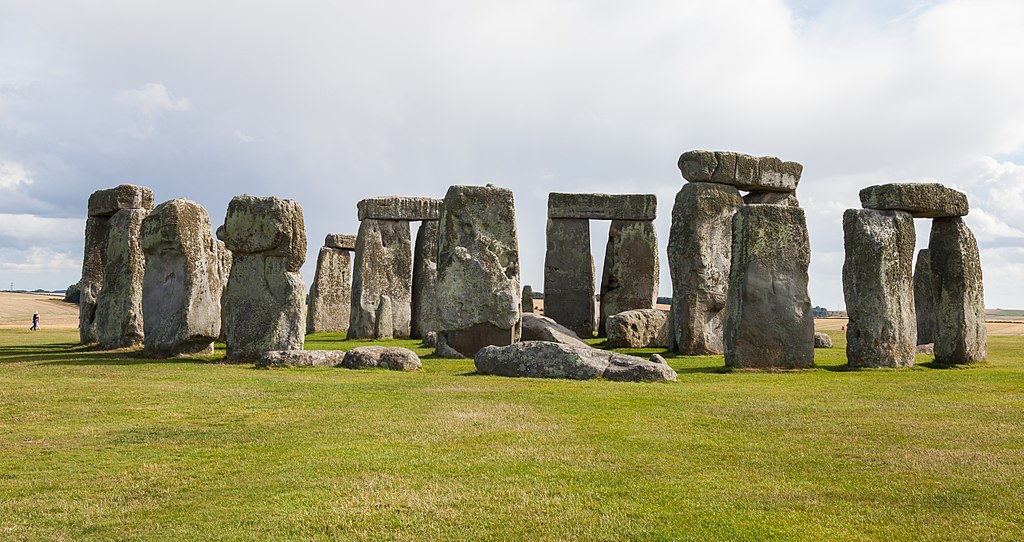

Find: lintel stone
678;150;803;192
547;193;657;221
357;196;442;221
324;233;356;250
859;183;969;218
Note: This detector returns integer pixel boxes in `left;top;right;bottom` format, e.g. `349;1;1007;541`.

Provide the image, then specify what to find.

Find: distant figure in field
31;312;39;331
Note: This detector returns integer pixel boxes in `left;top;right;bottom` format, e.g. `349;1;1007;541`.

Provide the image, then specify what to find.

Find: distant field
0;292;78;329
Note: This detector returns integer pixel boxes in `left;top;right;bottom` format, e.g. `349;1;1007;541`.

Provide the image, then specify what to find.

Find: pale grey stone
79;216;109;344
842;209;917;368
916;343;934;355
424;331;437;347
341;346;422;371
598;220;658;336
435;340;466;359
547;193;657;221
606;308;669;348
521;285;535;314
474;341;677;382
306;246;351;334
374;294;395;339
860;183;969;218
678;150;803;192
929;217;986;364
94;208;148;349
724;205;814;369
914;248;937;345
221;195;306;271
521;313;589;348
436;184;521;357
348;218;412;339
814;332;833;349
88;184;155;217
649;353;667;364
543;218;596;337
743;191;799;207
257;349;346;368
411;220;440;339
357;196;442;221
140;199;223;357
324;233;356;251
667;182;744;355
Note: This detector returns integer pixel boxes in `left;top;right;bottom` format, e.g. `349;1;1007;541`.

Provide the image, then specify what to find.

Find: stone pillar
436;184;521;357
79;217;109;344
221;195;307;361
140;199;224;357
913;249;937;345
598;219;658;336
306;234;355;334
521;285;535;314
667;182;744;355
543;218;595;337
348;219;413;339
842;209;917;368
724;205;814;369
929;217;986;364
411;220;440;339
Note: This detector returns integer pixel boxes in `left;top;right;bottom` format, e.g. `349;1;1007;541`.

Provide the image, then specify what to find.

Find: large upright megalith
724;205;814;369
914;249;937;345
220;195;307;361
929;217;986;364
80;184;154;348
667;182;744;355
348;219;413;338
598;219;659;336
842;209;917;368
307;234;355;334
436;184;521;357
411;220;440;339
543;218;595;337
140;199;225;357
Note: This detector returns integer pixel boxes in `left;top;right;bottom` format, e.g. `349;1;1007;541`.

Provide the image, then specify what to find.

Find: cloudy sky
2;0;1023;309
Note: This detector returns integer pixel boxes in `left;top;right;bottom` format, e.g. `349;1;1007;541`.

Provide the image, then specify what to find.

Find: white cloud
0;213;84;246
0;246;80;272
234;130;255;144
0;160;32;189
114;82;192;115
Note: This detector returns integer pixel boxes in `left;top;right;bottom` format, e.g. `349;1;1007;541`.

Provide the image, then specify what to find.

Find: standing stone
306;244;352;334
79;217;109;344
521;285;535;314
349;219;412;339
140;199;223;357
842;209;917;368
724;205;814;369
215;239;232;342
436;184;521;357
221;195;307;361
929;217;986;364
598;220;658;336
667;182;744;355
94;209;149;349
914;249;937;345
374;295;394;339
543;218;596;337
411;220;440;339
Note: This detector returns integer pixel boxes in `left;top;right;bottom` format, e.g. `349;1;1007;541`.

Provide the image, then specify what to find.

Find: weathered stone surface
842;209;917;368
814;332;833;348
678;150;803;192
374;295;394;339
724;205;814;369
474;341;677;382
257;349;346;368
916;343;934;355
860;183;969;218
140;199;223;357
79;217;110;344
667;182;744;355
341;346;422;371
357;196;442;221
929;217;986;364
436;184;521;357
914;249;937;345
348;219;412;339
521;285;534;314
324;233;356;251
221;195;307;361
215;239;231;342
543;218;596;337
411;220;440;339
606;309;669;348
743;191;799;207
306;246;351;334
598;220;658;336
547;193;657;221
521;314;589;348
88;184;155;217
423;331;437;347
94;209;148;349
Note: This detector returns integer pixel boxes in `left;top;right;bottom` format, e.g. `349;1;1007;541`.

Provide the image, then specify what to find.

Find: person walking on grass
31;312;39;331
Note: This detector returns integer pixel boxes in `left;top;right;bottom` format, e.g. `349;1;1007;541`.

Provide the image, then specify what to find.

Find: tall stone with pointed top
914;248;937;345
929;217;986;364
598;220;658;336
411;220;440;339
348;219;413;339
521;285;535;314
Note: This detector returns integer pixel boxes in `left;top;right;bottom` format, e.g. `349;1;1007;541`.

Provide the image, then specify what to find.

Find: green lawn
1;329;1022;541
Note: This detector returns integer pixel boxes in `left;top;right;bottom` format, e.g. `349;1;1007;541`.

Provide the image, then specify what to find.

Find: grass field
1;329;1022;541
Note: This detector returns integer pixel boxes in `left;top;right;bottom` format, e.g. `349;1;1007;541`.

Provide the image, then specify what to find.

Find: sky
1;0;1023;310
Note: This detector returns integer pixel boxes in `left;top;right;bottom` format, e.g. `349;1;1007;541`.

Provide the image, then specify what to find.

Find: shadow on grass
0;342;227;366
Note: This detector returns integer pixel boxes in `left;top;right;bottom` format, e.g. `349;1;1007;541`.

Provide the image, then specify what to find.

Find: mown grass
0;329;1022;541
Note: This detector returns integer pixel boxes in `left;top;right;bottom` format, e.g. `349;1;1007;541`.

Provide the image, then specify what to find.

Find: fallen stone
306;246;352;334
599;220;659;336
606;309;669;348
88;184;155;217
649;354;668;364
667;182;744;355
341;346;422;371
929;217;986;364
94;208;148;349
521;314;589;348
842;209;917;368
724;205;814;369
374;295;395;339
914;248;937;345
257;349;346;368
547;193;657;221
324;233;357;251
743;191;799;207
357;196;442;221
348;218;412;339
411;220;440;339
424;331;437;347
436;184;522;357
859;183;969;218
916;343;934;355
543;218;596;337
678;150;802;192
435;340;466;358
474;341;677;382
814;332;833;348
521;285;535;314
